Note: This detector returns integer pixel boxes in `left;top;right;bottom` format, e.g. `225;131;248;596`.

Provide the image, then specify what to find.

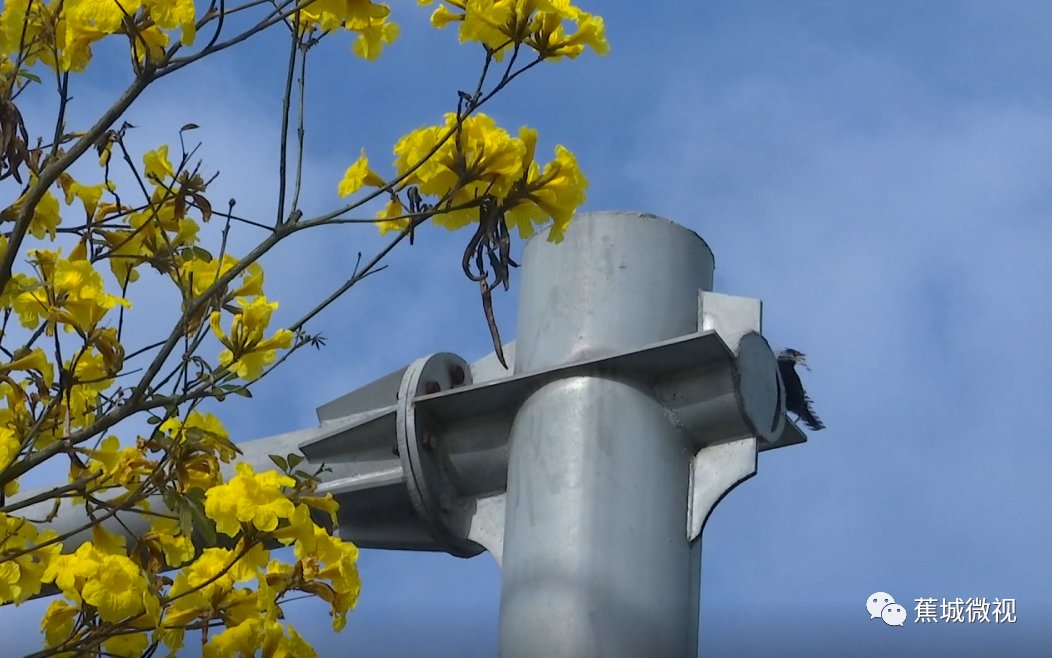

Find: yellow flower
0;347;53;387
459;0;512;55
169;546;236;604
180;254;235;298
388;112;526;233
302;493;340;527
273;625;319;658
83;436;154;489
0;426;20;473
203;477;244;537
352;14;400;60
337;149;385;197
0;515;60;604
205;463;296;536
65;0;142;34
375;196;409;236
392;125;444;189
131;24;171;65
237;468;297;532
272;503;318;553
91;524;128;556
57;349;118;430
423;1;607;60
233;542;270;582
505;141;587;242
384;113;588;240
299;0;394;45
1;182;62;240
100;229;146;285
301;525;360;630
60;20;108;72
41;543;98;602
203;618;261;658
81;554;147;622
162;411;238;461
231;261;265;298
58;258;131;329
40;600;79;648
219;587;263;628
143;517;195;568
102;631;150;658
143;144;175;183
555;11;609;56
429;3;462;29
145;0;198;46
59;175;109;220
13;251;131;334
1;2;37;58
210;296;294;381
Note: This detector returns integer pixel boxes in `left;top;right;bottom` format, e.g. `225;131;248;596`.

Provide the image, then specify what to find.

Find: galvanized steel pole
499;212;714;658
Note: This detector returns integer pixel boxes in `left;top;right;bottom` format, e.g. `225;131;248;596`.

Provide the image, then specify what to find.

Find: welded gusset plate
687;437;758;542
396;352;484;558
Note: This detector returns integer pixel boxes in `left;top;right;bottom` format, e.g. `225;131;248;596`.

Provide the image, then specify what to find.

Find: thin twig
275;10;300;226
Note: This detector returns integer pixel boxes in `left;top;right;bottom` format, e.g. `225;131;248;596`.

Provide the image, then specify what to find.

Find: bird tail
800;398;825;431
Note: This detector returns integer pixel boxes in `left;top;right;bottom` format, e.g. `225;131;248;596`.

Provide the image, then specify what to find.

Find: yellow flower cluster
10;244;131;336
345;113;588;242
0;0;607;653
0;514;60;604
101;146;205;288
0;0;198;72
297;0;401;60
161;411;240;491
0;175;62;239
35;528;157;656
210;296;295;381
8;455;356;657
421;0;609;60
268;524;361;630
154;467;357;655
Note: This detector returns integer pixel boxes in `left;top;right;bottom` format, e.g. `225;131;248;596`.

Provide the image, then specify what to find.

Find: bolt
449;364;466;388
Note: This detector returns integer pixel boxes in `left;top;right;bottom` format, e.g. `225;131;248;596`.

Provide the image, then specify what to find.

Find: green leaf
187;499;217;545
178;504;193;536
183;427;206;443
286;453;304;470
161;490;177;511
178;246;213;262
184;488;206;506
270;454;289;472
220;384;252;398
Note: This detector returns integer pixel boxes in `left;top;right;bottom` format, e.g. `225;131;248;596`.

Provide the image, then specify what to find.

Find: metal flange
396;352;484;557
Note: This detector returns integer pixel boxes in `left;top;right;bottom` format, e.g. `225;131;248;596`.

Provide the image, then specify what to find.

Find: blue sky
4;1;1052;656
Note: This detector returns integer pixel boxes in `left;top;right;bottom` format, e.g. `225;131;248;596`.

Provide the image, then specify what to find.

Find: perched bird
777;348;825;431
